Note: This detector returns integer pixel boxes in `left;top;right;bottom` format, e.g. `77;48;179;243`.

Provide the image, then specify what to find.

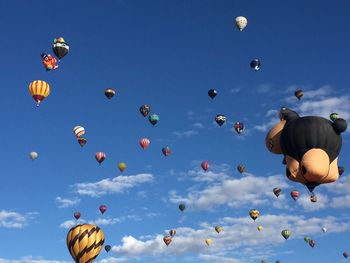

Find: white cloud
230;87;241;93
73;174;154;197
296;193;329;211
198;254;241;263
253;116;279;132
59;220;83;229
173;130;198;138
55;197;80;208
256;84;272;93
193;122;205;129
0;210;36;229
0;257;69;263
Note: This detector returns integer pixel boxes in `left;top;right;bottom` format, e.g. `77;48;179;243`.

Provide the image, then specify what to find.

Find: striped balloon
139;138;150;149
29;80;50;106
95;152;106;164
74;126;85;138
66;224;104;263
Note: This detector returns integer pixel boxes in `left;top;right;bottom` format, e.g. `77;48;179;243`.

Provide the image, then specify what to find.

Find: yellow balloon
118;162;126;172
29;80;50;106
257;225;263;231
67;224;104;263
205;239;212;246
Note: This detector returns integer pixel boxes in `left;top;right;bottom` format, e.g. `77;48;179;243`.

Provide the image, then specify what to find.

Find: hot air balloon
343;252;349;259
140;138;150;149
163;236;172;246
257;225;263;231
201;161;209;171
140;105;150;117
77;137;87;147
322;227;327;233
291;190;299;201
29;80;50;106
99;205;107;214
310;193;317;203
235;16;247;31
208;89;217;99
273;187;282;197
330;113;340;121
250;59;261;71
149;114;159;126
74;212;81;220
179;203;186;212
215;114;226;126
104;245;111;252
304;236;311;243
104;88;115;99
265;107;347;192
29;152;38;160
281;229;291;240
237;164;245;174
41;53;58;71
169;229;176;237
118;162;126;173
308;239;316;248
249;209;259;221
53;37;69;60
338;166;345;176
73;126;85;138
205;239;212;246
234;122;245;134
294;89;304;100
66;224;104;263
95;152;106;164
215;226;223;233
162;146;171;157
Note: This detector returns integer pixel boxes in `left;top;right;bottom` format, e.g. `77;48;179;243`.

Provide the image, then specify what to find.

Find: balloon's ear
279;107;299;122
333;118;347;134
265;120;285;154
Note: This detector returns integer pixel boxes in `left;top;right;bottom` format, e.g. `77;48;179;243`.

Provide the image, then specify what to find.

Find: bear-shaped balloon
266;107;347;192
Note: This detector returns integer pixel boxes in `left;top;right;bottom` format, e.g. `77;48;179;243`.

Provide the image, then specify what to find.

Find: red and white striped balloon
140;138;150;149
95;152;106;164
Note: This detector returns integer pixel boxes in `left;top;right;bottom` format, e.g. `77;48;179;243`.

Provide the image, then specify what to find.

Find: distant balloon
148;114;159;126
73;126;85;138
281;229;291;240
66;224;104;263
343;252;349;259
237;164;245;174
140;105;151;117
53;37;69;60
234;122;245;134
104;88;115;99
308;239;316;248
169;229;176;237
118;162;126;173
304;236;311;243
29;80;50;106
77;137;87;147
322;227;327;233
276;260;282;263
261;260;267;263
201;161;209;171
29;152;38;160
104;245;111;252
273;187;282;198
95;152;106;164
41;53;58;71
99;205;107;214
290;190;299;201
294;89;304;100
330;113;340;121
179;203;186;212
163;236;172;246
235;16;248;31
140;138;150;149
205;239;212;246
208;89;217;99
249;209;259;221
215;226;223;233
74;212;81;220
310;193;317;203
215;114;226;126
257;225;263;231
338;166;344;176
162;146;171;157
250;59;261;71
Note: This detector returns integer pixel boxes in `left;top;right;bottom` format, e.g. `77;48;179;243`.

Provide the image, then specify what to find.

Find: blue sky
0;0;350;262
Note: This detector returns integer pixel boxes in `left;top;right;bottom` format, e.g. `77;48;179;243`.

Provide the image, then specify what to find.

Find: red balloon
99;205;107;214
140;138;150;149
74;212;81;220
201;161;209;171
95;152;106;164
163;236;172;246
291;190;299;201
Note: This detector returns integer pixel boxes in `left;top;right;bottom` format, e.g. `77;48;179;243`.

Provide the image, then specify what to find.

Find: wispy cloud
173;130;198;138
230;87;241;93
256;84;272;93
0;210;37;229
0;257;70;263
72;174;154;197
193;122;205;129
55;197;80;208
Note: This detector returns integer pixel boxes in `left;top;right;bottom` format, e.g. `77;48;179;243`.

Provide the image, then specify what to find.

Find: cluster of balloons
163;229;177;246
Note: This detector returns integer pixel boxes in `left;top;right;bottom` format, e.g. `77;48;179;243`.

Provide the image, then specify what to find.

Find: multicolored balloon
249;209;259;221
77;137;87;147
163;236;172;246
208;89;217;99
215;226;223;233
237;164;245;174
234;122;245;134
73;212;81;220
140;105;150;117
343;252;349;259
104;88;115;99
99;205;107;214
169;229;176;237
53;37;69;60
95;152;106;164
235;16;247;31
250;59;261;71
140;138;150;149
66;224;104;263
291;190;299;201
215;114;226;126
308;239;316;248
330;113;340;121
281;229;291;240
148;114;159;126
310;193;317;203
73;126;85;138
294;89;304;100
29;80;50;106
162;146;171;157
41;53;58;71
273;187;282;197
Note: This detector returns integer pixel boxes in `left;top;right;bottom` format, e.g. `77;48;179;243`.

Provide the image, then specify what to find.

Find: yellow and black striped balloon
66;224;105;263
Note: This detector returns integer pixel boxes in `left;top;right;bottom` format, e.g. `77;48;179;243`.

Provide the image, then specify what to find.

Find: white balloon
235;16;248;31
29;151;38;160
